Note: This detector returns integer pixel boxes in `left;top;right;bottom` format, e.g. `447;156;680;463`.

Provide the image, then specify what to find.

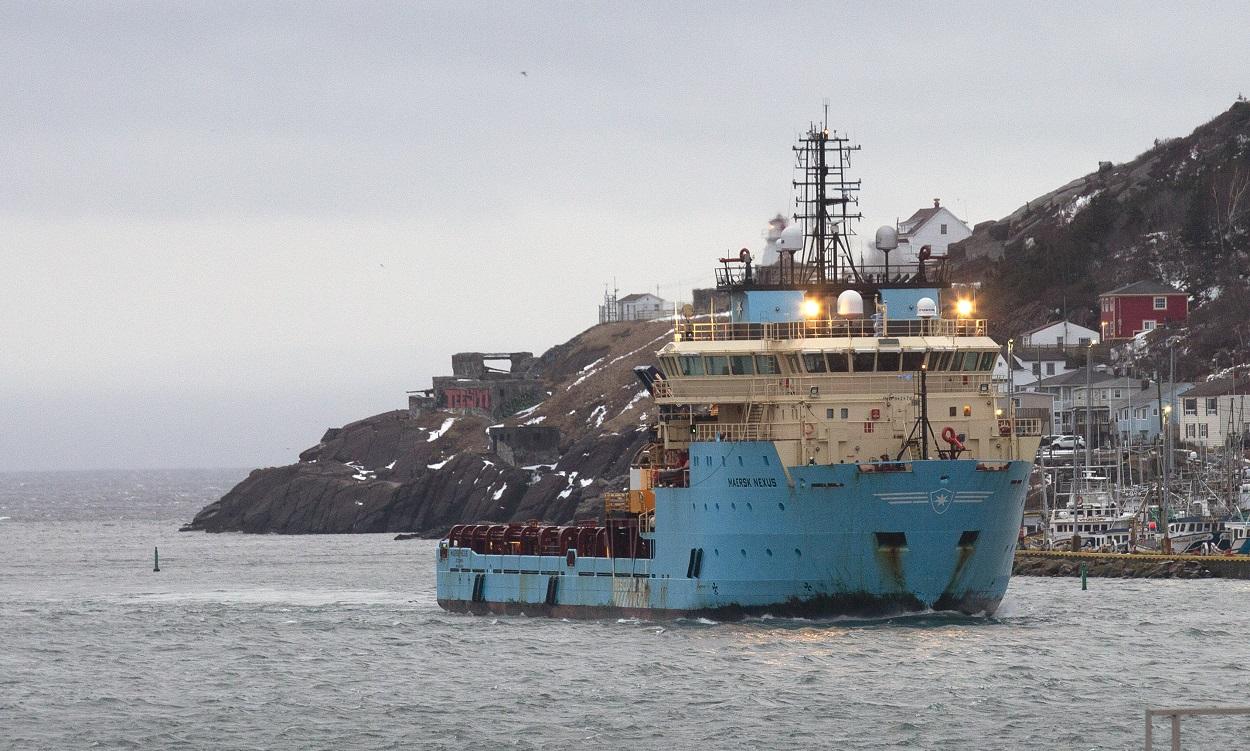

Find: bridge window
979;352;996;371
932;351;953;370
802;352;827;373
877;351;900;371
729;355;754;375
852;352;875;372
705;356;730;375
827;352;850;372
901;351;927;371
678;355;705;376
961;352;981;372
755;355;780;374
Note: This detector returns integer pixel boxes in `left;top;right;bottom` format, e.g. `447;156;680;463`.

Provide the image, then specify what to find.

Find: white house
893;198;972;265
992;352;1037;392
1015;348;1073;382
618;293;670;321
1021;320;1100;348
1178;377;1250;448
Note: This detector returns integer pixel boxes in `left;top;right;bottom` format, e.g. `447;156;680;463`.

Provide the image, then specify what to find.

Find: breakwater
1014;549;1250;579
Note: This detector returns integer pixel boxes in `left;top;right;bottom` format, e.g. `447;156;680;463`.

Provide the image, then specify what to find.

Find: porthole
731;502;737;511
778;502;785;511
747;502;753;511
740;549;747;557
794;548;802;557
766;548;773;556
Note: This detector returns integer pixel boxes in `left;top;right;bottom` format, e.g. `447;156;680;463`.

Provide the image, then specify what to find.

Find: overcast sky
3;2;1248;471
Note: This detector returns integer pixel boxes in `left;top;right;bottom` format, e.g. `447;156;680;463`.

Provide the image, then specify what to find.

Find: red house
1099;280;1189;340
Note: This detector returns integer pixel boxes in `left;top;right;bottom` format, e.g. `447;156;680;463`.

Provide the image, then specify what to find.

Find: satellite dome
916;297;937;319
777;223;804;252
836;290;864;317
874;225;899;251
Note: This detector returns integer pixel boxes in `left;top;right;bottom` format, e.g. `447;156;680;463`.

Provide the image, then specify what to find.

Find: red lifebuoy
739;248;752;263
941;426;965;450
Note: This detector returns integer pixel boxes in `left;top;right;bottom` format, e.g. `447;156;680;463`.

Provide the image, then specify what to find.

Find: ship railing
656;373;992;402
1012;417;1043;436
677;318;987;343
1145;706;1250;750
714;260;951;289
692;422;779;442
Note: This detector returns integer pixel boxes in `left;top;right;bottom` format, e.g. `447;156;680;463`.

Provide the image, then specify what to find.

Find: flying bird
521;71;527;77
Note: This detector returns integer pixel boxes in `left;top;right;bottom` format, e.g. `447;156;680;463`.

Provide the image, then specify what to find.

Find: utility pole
1162;339;1177;553
1008;338;1016;460
1085;343;1093;474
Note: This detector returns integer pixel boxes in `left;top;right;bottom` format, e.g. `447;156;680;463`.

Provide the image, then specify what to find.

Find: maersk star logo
929;488;954;514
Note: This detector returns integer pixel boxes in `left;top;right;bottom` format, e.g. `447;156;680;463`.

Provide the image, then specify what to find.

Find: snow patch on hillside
427;418;457;442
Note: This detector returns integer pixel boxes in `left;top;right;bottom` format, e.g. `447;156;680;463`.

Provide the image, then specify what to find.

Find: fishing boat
1044;472;1136;550
436;119;1043;618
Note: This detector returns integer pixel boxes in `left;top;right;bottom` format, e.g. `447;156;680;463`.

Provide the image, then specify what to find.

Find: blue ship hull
437;442;1030;619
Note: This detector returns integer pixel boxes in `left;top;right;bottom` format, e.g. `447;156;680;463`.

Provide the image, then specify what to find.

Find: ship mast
792;105;862;286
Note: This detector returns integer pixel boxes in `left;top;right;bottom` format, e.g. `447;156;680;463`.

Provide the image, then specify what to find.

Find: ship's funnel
836;290;864;317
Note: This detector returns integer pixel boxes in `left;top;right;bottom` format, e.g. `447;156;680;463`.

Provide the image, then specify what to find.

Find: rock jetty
1013;551;1250;579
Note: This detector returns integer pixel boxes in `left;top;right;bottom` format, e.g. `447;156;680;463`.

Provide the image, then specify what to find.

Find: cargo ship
436;120;1042;618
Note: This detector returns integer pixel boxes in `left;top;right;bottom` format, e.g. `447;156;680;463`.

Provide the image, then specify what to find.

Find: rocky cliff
953;100;1250;378
184;318;673;535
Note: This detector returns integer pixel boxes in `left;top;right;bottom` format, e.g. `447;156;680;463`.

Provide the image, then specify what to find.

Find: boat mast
792;105;861;287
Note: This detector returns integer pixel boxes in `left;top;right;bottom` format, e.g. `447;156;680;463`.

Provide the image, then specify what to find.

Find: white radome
874;225;899;251
916;297;938;318
777;223;805;252
836;289;864;317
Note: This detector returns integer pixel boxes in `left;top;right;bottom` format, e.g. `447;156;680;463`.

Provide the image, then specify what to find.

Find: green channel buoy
1080;562;1087;590
153;546;160;573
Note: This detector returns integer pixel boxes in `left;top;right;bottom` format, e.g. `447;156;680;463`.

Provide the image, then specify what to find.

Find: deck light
955;298;974;318
801;298;821;318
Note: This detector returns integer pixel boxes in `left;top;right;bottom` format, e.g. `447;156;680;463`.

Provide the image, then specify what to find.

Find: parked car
1049;435;1086;450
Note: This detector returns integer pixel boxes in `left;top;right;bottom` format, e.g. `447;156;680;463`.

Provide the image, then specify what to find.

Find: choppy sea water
1;470;1248;750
